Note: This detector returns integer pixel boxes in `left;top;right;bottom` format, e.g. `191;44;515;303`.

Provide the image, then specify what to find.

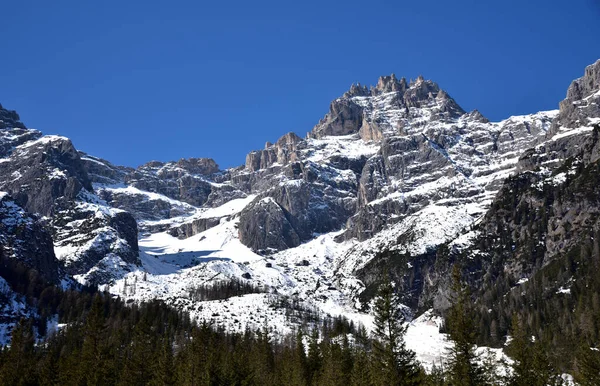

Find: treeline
2;244;599;384
0;285;420;386
4;265;598;385
188;277;266;301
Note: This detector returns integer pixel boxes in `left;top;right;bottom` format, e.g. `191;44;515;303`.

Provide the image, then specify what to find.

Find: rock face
0;106;141;286
0;136;93;216
553;59;600;131
51;202;140;285
0;193;60;284
238;197;300;252
229;74;555;252
125;159;218;207
245;132;302;172
354;60;600;317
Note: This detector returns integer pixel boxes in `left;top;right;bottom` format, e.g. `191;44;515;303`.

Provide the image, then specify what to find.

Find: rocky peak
461;109;490;123
245;132;303;172
0;104;26;130
0;104;43;158
374;73;408;94
309;73;467;140
139;160;165;169
552;59;600;132
566;59;600;101
343;83;370;98
174;158;220;176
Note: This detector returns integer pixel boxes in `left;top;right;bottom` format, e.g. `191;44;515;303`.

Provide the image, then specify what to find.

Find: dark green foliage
505;315;561;386
371;279;422;385
0;318;35;385
575;343;600;385
445;266;486;386
188;277;266;301
0;282;425;386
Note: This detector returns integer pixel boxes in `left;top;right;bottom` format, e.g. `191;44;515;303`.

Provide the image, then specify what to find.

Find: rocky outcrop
309;99;365;139
238;197;300;253
0;136;93;216
551;59;600;132
358;118;383;141
0;193;60;284
52;202;140;284
79;153;134;185
167;217;222;239
373;74;408;94
245;132;302;172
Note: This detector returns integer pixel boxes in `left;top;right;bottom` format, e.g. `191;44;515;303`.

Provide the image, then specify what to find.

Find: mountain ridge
0;60;598;372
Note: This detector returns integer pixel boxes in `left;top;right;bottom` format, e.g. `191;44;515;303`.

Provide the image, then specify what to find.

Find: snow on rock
0;276;35;345
405;310;451;372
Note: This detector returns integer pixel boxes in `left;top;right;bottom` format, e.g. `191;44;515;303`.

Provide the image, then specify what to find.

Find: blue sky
1;1;599;169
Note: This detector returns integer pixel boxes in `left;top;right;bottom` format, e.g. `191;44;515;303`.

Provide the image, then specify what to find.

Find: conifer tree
507;315;560;386
446;265;485;386
82;293;113;385
371;279;421;386
349;350;372;386
307;329;323;384
294;329;308;382
0;318;35;385
150;338;175;386
575;343;600;386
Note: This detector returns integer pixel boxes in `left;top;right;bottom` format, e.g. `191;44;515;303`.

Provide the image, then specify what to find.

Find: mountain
0;59;598;371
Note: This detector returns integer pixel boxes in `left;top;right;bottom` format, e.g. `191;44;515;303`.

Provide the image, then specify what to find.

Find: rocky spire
462;109;490;123
552;58;600;131
374;73;408;94
343;83;370;98
0;103;26;130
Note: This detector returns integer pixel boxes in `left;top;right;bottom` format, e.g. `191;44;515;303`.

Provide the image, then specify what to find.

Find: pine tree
446;265;485;386
0;318;36;385
294;329;308;383
350;351;372;386
149;338;175;386
371;279;421;386
82;293;113;385
575;343;600;386
507;315;560;386
307;329;323;384
317;341;347;386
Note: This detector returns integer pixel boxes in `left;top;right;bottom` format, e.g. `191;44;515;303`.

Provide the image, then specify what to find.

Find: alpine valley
1;59;600;380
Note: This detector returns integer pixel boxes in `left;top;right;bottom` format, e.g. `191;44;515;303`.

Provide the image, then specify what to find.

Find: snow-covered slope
84;73;572;341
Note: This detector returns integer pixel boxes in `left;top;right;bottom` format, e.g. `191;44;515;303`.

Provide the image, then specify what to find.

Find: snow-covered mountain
0;59;599;368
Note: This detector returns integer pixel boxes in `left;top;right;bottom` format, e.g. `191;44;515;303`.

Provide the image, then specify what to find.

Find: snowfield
101;194;505;371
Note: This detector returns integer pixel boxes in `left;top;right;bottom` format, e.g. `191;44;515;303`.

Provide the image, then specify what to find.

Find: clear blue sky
1;1;599;169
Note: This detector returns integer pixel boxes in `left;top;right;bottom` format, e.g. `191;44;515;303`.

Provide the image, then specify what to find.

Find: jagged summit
552;58;600;132
310;73;465;140
373;73;408;94
343;73;452;101
0;103;26;130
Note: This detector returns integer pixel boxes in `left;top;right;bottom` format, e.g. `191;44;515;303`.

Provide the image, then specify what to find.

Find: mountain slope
0;60;599;374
